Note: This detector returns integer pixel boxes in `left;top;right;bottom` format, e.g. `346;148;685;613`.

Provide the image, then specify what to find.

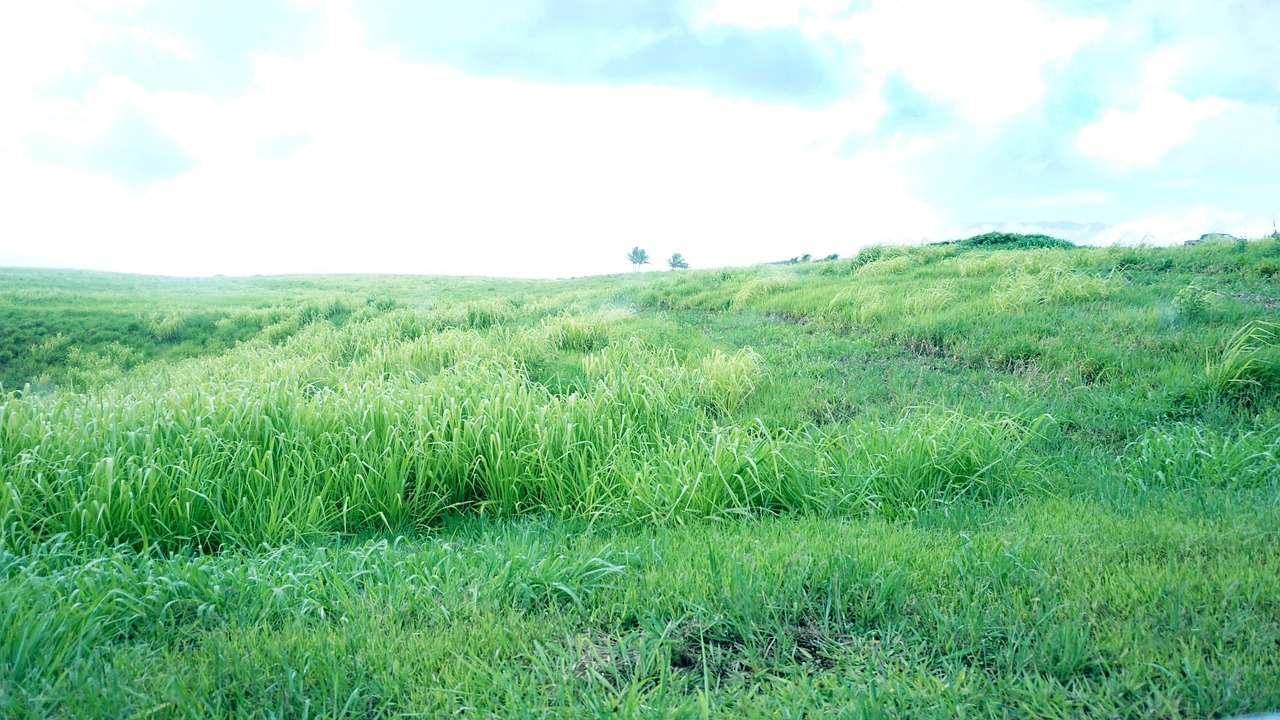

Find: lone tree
667;253;689;270
626;246;650;272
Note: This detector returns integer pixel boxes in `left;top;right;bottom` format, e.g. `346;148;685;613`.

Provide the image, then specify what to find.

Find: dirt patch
1225;292;1280;311
667;615;854;678
573;633;641;683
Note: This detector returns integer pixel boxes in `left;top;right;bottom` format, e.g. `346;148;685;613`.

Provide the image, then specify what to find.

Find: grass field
2;234;1279;718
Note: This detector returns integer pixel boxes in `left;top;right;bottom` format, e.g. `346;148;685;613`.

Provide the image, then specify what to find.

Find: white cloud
0;3;939;277
1095;208;1270;246
698;0;852;31
838;0;1106;124
983;190;1114;210
1076;90;1229;169
0;2;100;154
6;1;1273;279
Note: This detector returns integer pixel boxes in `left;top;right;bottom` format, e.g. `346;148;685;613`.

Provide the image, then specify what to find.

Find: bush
941;232;1075;250
1173;284;1214;321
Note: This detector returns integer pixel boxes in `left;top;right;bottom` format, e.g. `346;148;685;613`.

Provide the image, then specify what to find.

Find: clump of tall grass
0;326;766;548
840;410;1040;518
464;300;513;329
991;267;1117;311
145;311;188;342
698;348;761;415
213;308;272;333
63;343;142;391
731;275;794;309
842;244;895;271
352;326;491;379
950;248;1077;278
296;297;351;325
260;317;302;345
542;313;610;353
1123;423;1280;491
857;254;920;276
826;285;885;327
26;334;70;366
1205;321;1279;400
904;282;957;317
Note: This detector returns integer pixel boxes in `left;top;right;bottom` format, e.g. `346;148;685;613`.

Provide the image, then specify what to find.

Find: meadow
1;234;1278;718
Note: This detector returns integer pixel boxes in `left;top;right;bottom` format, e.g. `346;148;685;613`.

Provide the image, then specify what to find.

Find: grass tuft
1205;320;1280;399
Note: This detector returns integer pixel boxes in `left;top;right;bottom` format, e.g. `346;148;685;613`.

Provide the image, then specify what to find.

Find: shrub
1173;284;1214;321
941;232;1075;250
27;334;70;366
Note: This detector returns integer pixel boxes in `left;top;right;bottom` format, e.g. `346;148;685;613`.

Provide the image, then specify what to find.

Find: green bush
941;232;1075;250
1173;284;1214;320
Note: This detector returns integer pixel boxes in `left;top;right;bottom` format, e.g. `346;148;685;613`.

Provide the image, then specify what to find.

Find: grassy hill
1;235;1279;717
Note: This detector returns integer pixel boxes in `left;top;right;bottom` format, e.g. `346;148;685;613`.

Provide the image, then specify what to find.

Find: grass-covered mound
1;236;1279;717
936;230;1077;250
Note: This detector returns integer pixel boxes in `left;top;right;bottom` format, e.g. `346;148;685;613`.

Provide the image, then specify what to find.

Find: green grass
1;237;1279;717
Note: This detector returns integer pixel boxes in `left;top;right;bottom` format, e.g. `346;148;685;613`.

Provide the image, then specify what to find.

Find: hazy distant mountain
962;221;1112;244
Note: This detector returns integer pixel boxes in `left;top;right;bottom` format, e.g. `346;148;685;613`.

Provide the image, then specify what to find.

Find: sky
1;0;1277;278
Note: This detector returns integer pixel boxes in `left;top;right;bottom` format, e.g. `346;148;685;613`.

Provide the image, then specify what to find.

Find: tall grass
0;312;1052;549
1123;423;1280;491
1205;320;1280;399
991;267;1118;311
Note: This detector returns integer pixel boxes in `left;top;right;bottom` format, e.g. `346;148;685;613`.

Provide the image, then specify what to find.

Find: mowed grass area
1;234;1279;718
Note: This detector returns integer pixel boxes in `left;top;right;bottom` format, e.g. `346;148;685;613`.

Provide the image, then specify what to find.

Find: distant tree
667;253;689;270
627;246;650;272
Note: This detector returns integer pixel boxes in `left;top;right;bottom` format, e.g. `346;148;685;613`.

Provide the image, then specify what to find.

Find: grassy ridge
1;236;1279;717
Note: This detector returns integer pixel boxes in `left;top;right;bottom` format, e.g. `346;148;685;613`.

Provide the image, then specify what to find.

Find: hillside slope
1;236;1278;717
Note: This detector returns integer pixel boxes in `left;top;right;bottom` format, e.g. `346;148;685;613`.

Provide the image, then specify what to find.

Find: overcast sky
1;1;1277;278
